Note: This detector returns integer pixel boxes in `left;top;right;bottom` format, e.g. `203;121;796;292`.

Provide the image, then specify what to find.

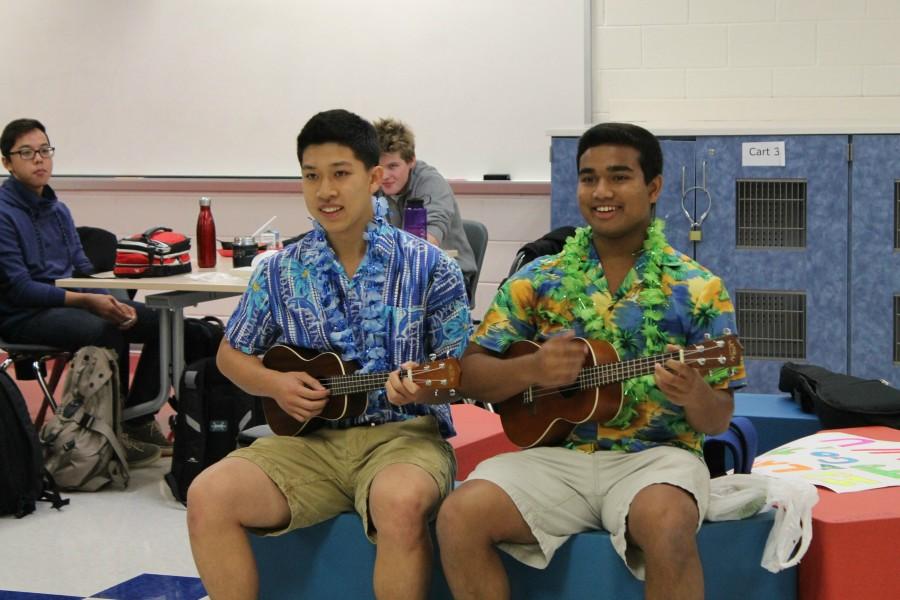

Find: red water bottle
196;196;216;268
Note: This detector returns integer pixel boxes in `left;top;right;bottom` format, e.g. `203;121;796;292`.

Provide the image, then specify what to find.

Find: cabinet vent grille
735;180;806;248
735;290;806;360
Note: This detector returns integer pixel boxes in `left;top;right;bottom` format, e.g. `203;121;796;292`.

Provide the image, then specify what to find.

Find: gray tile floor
0;457;204;599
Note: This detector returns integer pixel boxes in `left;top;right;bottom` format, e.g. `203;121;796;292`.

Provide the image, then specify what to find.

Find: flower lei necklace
308;197;390;374
554;218;671;427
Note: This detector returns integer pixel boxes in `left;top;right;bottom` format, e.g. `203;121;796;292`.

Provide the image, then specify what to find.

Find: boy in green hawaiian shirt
439;122;746;600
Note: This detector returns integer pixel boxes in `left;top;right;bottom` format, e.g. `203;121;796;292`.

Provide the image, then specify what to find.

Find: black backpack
165;356;266;504
779;362;900;429
506;226;578;278
184;316;226;364
0;369;68;517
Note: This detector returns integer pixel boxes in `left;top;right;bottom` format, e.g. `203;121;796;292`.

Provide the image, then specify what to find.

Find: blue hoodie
0;176;95;331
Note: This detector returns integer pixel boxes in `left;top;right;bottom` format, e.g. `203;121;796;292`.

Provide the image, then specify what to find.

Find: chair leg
33;356;66;429
461;397;496;413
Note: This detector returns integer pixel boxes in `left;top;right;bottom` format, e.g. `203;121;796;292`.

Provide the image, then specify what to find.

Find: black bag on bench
778;362;900;429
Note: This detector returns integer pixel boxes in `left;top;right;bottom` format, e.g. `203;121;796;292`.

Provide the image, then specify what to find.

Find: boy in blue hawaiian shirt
438;122;746;600
187;109;470;600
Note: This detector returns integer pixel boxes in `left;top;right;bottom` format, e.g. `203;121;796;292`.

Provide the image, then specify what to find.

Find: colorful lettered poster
752;432;900;493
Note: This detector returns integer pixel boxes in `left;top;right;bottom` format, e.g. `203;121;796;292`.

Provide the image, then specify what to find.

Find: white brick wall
864;66;900;96
686;68;772;98
595;70;685;113
776;0;866;21
866;0;900;19
593;27;643;69
689;0;776;24
642;25;728;68
817;21;900;66
729;23;816;67
592;0;900;127
773;67;862;97
604;0;688;25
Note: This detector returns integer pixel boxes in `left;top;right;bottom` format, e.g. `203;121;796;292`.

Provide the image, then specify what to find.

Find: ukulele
261;344;461;436
494;334;743;448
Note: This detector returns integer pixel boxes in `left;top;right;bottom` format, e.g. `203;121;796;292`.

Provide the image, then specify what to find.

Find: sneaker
120;433;162;468
123;419;174;457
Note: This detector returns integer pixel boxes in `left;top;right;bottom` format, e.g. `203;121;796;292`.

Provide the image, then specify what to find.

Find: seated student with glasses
0;118;169;466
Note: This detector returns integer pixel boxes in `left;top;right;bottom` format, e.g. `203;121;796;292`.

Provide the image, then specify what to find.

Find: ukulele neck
576;350;681;390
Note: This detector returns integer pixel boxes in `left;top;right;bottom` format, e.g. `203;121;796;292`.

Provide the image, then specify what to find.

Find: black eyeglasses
9;146;55;160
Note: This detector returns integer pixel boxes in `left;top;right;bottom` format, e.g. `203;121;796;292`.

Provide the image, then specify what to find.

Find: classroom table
56;262;251;420
57;243;462;421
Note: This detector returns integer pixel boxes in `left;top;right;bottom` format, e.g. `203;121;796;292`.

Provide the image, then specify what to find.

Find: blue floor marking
0;593;81;600
92;574;205;600
0;574;205;600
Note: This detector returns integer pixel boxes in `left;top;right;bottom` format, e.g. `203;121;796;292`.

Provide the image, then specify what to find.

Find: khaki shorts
231;415;456;542
466;445;710;579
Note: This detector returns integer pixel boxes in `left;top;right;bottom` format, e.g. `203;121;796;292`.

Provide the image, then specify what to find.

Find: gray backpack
41;346;130;491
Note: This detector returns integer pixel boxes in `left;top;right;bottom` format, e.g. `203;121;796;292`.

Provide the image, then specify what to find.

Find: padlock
689;226;702;242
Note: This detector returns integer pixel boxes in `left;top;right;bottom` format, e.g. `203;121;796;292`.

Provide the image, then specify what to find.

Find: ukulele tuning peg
424;379;433;387
704;333;711;340
429;353;437;361
718;356;726;364
722;328;732;335
449;389;457;397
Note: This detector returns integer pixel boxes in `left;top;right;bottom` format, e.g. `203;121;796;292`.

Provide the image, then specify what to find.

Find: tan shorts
466;445;710;579
230;416;456;542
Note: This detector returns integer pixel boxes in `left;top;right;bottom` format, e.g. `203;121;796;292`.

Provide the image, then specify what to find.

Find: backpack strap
39;471;70;510
69;405;130;488
728;416;759;474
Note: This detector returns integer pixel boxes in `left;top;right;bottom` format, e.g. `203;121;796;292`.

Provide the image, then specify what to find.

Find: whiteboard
0;0;584;181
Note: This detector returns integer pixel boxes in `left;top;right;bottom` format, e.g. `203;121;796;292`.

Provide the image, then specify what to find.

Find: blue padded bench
734;392;820;453
250;510;795;599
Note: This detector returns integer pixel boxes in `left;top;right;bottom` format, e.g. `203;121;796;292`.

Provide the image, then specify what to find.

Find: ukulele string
321;365;449;394
523;349;720;401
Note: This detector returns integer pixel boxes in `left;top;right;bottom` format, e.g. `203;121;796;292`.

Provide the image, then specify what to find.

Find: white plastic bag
707;473;819;573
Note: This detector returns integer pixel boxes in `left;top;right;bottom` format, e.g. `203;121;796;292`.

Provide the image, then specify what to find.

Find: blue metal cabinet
693;136;849;392
655;139;698;255
849;135;900;384
550;136;581;229
549;133;852;392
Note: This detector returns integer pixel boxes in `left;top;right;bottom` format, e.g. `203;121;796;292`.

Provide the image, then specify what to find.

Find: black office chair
76;226;134;300
507;226;577;278
461;219;488;308
0;341;71;428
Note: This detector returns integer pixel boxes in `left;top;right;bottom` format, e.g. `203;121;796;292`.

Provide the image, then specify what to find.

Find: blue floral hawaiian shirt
225;220;470;438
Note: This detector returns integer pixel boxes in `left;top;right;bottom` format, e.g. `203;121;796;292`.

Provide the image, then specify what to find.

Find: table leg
122;307;172;422
123;290;239;420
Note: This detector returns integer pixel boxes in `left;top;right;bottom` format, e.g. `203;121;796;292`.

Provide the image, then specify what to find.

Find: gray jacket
383;160;477;284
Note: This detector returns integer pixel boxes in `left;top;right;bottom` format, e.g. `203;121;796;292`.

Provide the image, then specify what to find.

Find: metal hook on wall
681;161;713;242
